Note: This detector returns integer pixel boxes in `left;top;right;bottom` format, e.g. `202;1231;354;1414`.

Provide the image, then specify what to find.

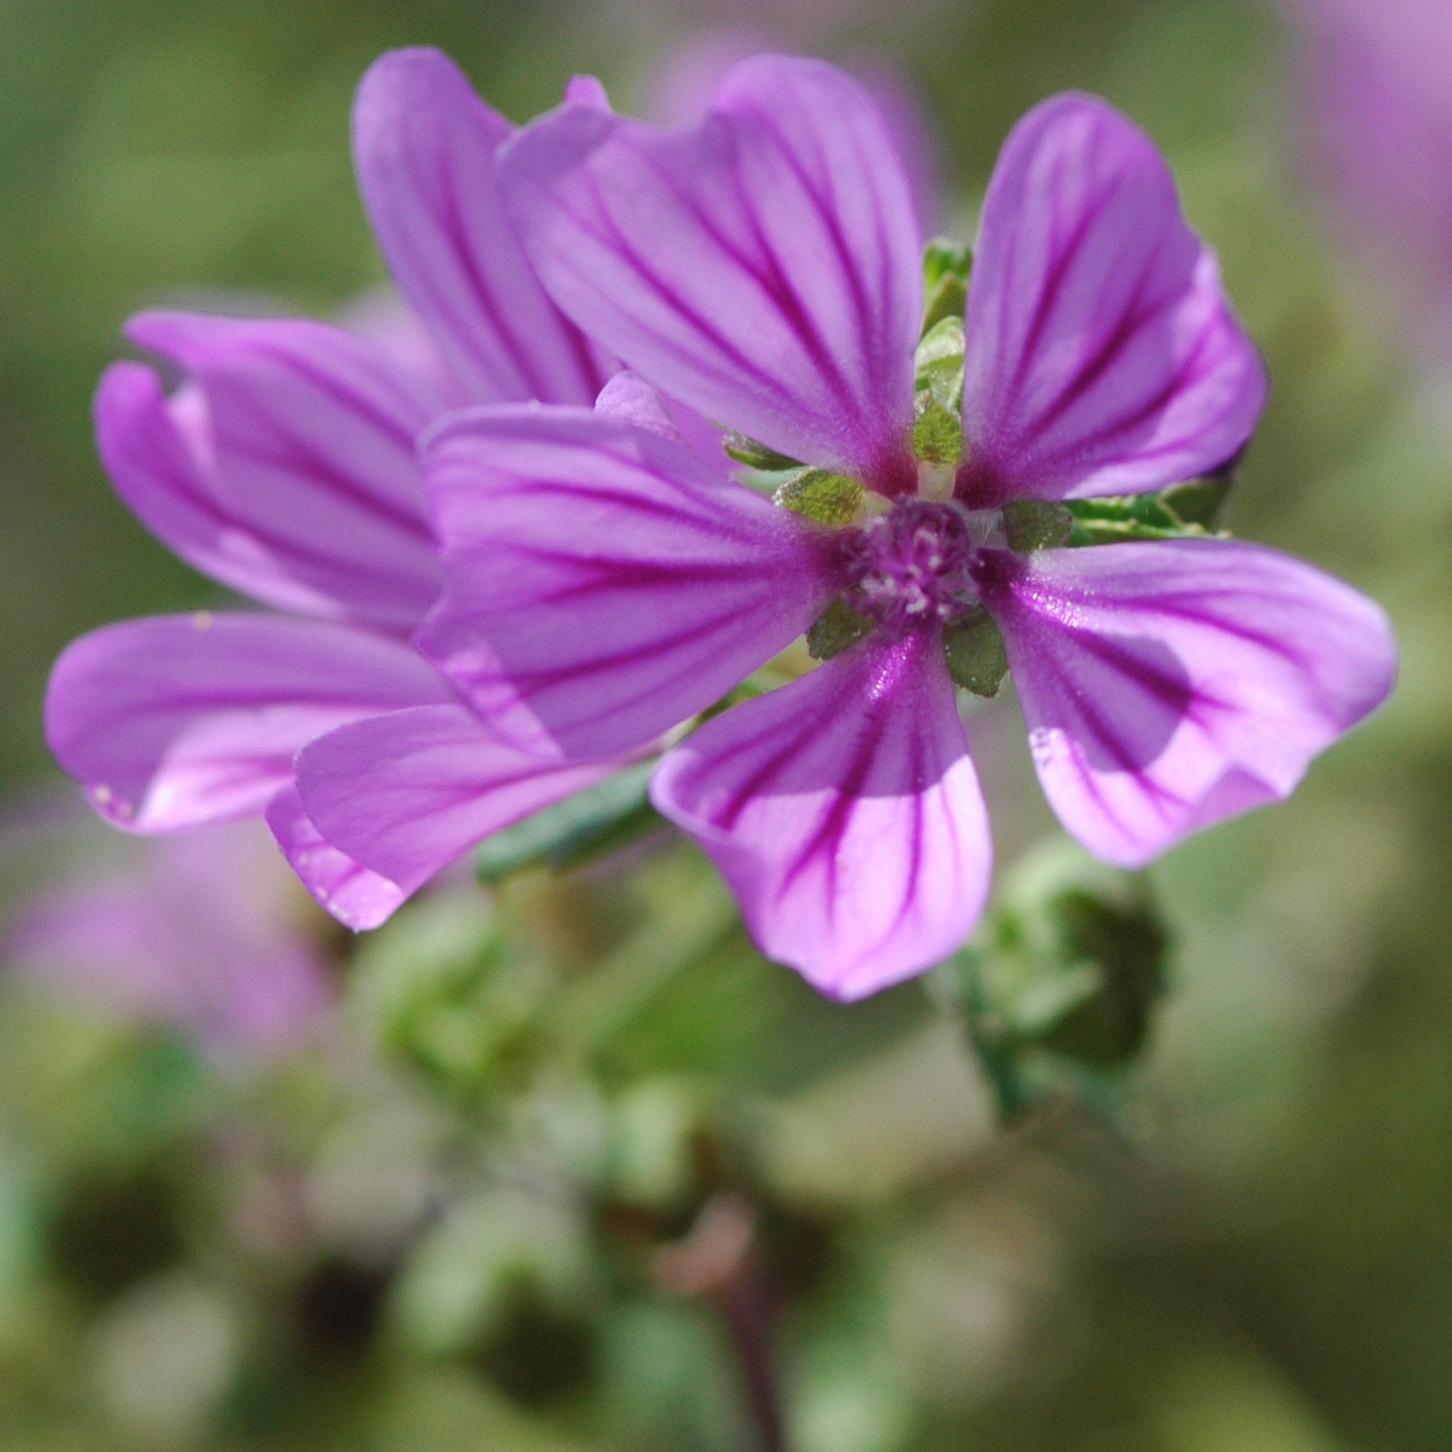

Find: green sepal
775;467;864;524
921;237;973;334
1001;499;1072;552
722;430;803;472
943;605;1008;697
474;761;660;882
807;598;873;660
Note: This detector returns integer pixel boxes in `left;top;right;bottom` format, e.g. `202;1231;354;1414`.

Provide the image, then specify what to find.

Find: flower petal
265;786;407;931
287;704;618;920
353;47;610;406
419;406;833;758
973;540;1397;865
651;631;991;1000
45;613;452;832
959;93;1267;505
112;311;446;632
500;53;922;486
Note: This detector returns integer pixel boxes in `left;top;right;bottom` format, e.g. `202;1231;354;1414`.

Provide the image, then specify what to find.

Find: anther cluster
839;499;977;635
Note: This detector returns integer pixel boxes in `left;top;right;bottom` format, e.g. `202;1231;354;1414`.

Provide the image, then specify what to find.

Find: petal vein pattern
420;407;835;758
499;54;922;479
975;540;1397;865
353;47;609;406
652;632;991;999
108;312;446;633
44;614;453;832
959;94;1267;505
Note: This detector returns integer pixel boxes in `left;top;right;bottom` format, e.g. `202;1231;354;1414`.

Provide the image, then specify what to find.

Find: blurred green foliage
1;1;1452;1450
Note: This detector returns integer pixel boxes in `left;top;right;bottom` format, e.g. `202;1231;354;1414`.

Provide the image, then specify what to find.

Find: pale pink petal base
974;540;1397;865
652;633;991;1000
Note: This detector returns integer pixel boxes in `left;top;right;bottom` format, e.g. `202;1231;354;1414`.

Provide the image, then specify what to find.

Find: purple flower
43;49;645;929
396;56;1394;998
1287;0;1452;351
4;814;332;1061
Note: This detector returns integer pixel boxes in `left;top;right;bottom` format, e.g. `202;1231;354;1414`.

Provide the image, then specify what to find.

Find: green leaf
775;467;864;524
722;430;803;471
474;761;660;882
943;606;1007;697
913;315;965;409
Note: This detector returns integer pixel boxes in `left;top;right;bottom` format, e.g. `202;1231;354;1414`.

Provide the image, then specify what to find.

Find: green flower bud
921;237;973;334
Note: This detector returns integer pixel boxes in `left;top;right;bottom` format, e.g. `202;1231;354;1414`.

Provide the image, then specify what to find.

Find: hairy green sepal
1002;499;1073;551
921;237;973;334
943;605;1008;697
774;467;864;524
807;598;873;660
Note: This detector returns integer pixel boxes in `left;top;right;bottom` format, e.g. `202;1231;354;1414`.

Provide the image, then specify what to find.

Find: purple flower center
840;499;977;635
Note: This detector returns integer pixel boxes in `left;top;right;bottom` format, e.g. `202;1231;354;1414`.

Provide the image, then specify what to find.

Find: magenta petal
291;705;618;908
974;540;1397;866
959;94;1268;505
652;633;991;1000
419;406;833;758
500;54;921;484
45;613;452;832
113;312;446;632
353;48;609;406
265;787;406;931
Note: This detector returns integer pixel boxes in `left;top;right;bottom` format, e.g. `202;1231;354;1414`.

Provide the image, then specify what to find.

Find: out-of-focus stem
654;1193;784;1452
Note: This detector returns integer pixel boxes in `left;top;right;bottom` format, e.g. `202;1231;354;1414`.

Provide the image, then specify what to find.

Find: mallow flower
4;815;333;1062
43;49;649;929
364;55;1395;1000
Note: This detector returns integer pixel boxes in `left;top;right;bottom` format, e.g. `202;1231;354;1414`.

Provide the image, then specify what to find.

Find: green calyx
774;467;864;524
807;598;873;660
943;605;1007;697
921;237;973;335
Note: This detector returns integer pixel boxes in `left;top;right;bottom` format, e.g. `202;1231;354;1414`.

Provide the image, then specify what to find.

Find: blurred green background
2;0;1451;1449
